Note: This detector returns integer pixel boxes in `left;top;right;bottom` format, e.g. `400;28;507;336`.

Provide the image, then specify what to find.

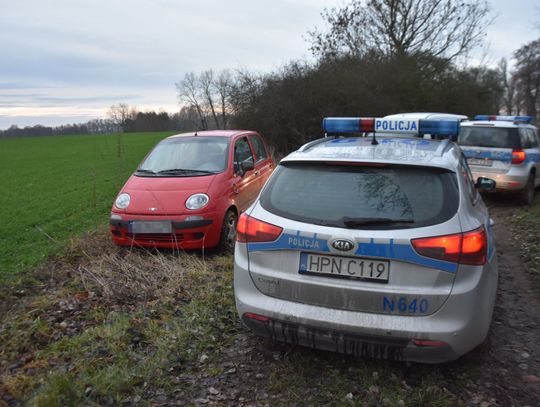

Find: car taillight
512;149;526;164
460;227;487;265
411;226;487;265
236;213;283;243
243;312;270;322
412;339;449;348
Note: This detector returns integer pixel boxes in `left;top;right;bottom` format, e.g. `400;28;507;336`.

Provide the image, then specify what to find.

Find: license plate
129;221;172;234
299;253;389;282
468;158;492;167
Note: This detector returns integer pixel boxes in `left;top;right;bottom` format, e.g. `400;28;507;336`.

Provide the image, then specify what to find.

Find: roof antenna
371;132;378;145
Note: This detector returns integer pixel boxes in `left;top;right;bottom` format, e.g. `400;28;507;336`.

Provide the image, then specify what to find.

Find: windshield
137;136;230;175
260;163;459;229
458;126;519;149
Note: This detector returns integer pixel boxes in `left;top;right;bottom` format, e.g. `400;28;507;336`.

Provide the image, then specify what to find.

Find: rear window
458;126;519;149
260;163;459;229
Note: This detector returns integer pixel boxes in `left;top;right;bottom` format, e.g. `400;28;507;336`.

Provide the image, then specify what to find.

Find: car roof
167;130;255;139
384;112;468;121
282;136;462;171
460;119;537;129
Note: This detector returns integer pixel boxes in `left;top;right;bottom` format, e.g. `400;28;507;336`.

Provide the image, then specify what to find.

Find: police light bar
322;117;460;136
474;115;533;123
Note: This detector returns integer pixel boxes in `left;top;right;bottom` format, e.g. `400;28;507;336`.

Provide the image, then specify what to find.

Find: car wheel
218;210;238;253
518;173;535;205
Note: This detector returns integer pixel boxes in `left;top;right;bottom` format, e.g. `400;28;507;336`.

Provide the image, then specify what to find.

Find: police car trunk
238;118;486;319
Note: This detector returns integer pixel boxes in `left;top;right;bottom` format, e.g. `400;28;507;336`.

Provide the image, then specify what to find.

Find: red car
110;130;273;251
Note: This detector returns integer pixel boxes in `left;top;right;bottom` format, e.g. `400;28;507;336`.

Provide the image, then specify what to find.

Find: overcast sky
1;0;539;130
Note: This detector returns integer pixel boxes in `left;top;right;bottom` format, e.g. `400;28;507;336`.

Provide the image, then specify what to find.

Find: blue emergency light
323;117;460;136
474;115;533;123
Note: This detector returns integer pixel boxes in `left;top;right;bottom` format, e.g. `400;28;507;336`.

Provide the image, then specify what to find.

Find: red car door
232;136;259;212
248;133;274;190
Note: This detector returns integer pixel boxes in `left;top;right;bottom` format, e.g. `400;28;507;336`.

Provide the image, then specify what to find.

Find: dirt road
175;199;540;406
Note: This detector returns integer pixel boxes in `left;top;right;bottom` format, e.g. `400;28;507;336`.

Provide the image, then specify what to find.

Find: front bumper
109;212;220;249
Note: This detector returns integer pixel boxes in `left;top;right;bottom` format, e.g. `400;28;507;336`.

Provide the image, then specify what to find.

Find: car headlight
115;193;131;209
186;193;209;210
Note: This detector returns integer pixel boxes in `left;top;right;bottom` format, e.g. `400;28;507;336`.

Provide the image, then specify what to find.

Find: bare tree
176;73;208;130
176;70;234;130
308;0;492;63
513;39;540;121
199;70;220;129
213;70;233;129
107;103;131;132
499;58;518;115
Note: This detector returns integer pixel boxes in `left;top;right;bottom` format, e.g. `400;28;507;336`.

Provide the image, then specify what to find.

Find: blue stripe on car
463;150;540;163
462;150;512;162
247;233;458;273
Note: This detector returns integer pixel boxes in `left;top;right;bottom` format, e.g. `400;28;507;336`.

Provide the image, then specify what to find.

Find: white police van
458;115;540;204
234;115;498;363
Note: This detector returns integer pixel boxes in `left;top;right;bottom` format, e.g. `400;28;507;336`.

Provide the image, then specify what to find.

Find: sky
0;0;539;130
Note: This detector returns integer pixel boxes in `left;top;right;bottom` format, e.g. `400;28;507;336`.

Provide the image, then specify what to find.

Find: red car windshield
138;136;230;175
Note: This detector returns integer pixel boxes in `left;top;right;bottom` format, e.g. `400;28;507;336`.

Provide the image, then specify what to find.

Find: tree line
2;0;539;156
175;0;540;154
0;109;201;139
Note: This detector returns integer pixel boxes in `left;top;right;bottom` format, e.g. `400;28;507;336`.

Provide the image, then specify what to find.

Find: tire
517;173;535;205
218;210;238;253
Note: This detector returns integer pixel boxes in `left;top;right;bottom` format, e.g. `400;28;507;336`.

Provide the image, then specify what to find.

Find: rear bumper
241;315;456;363
109;212;221;249
470;168;530;191
234;244;498;364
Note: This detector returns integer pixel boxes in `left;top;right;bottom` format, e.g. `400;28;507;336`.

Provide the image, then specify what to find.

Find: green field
0;132;176;280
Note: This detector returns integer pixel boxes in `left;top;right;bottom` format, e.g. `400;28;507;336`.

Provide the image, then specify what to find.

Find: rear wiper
341;217;415;228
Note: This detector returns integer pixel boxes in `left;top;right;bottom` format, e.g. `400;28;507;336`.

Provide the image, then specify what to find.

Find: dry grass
76;246;204;305
0;228;236;405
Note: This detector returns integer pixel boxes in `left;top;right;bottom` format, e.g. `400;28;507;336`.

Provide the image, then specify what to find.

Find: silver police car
459;115;540;204
234;116;498;363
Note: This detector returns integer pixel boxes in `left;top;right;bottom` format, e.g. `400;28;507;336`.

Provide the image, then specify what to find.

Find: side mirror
241;161;254;173
476;177;496;191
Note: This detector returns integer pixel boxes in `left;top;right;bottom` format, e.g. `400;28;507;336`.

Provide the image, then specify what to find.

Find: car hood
119;174;217;215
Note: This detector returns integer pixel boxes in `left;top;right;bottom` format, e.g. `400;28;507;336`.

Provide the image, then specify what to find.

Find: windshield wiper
341;217;414;228
157;168;215;175
135;169;156;175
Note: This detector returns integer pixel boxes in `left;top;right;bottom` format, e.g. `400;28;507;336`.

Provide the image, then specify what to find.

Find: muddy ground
166;198;540;406
1;197;539;406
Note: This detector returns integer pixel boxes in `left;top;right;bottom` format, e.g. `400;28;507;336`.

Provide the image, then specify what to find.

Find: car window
138;136;229;173
234;137;254;172
519;128;533;149
460;156;478;202
532;129;540;147
260;163;459;229
458;127;520;149
526;128;538;148
250;134;268;163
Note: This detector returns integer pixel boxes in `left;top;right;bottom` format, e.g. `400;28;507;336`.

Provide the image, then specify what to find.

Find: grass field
0;132;176;280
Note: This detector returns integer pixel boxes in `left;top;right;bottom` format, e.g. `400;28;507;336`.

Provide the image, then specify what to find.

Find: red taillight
412;339;449;348
411;226;487;266
461;228;487;265
243;312;270;322
411;233;462;263
512;149;526;164
236;213;283;243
